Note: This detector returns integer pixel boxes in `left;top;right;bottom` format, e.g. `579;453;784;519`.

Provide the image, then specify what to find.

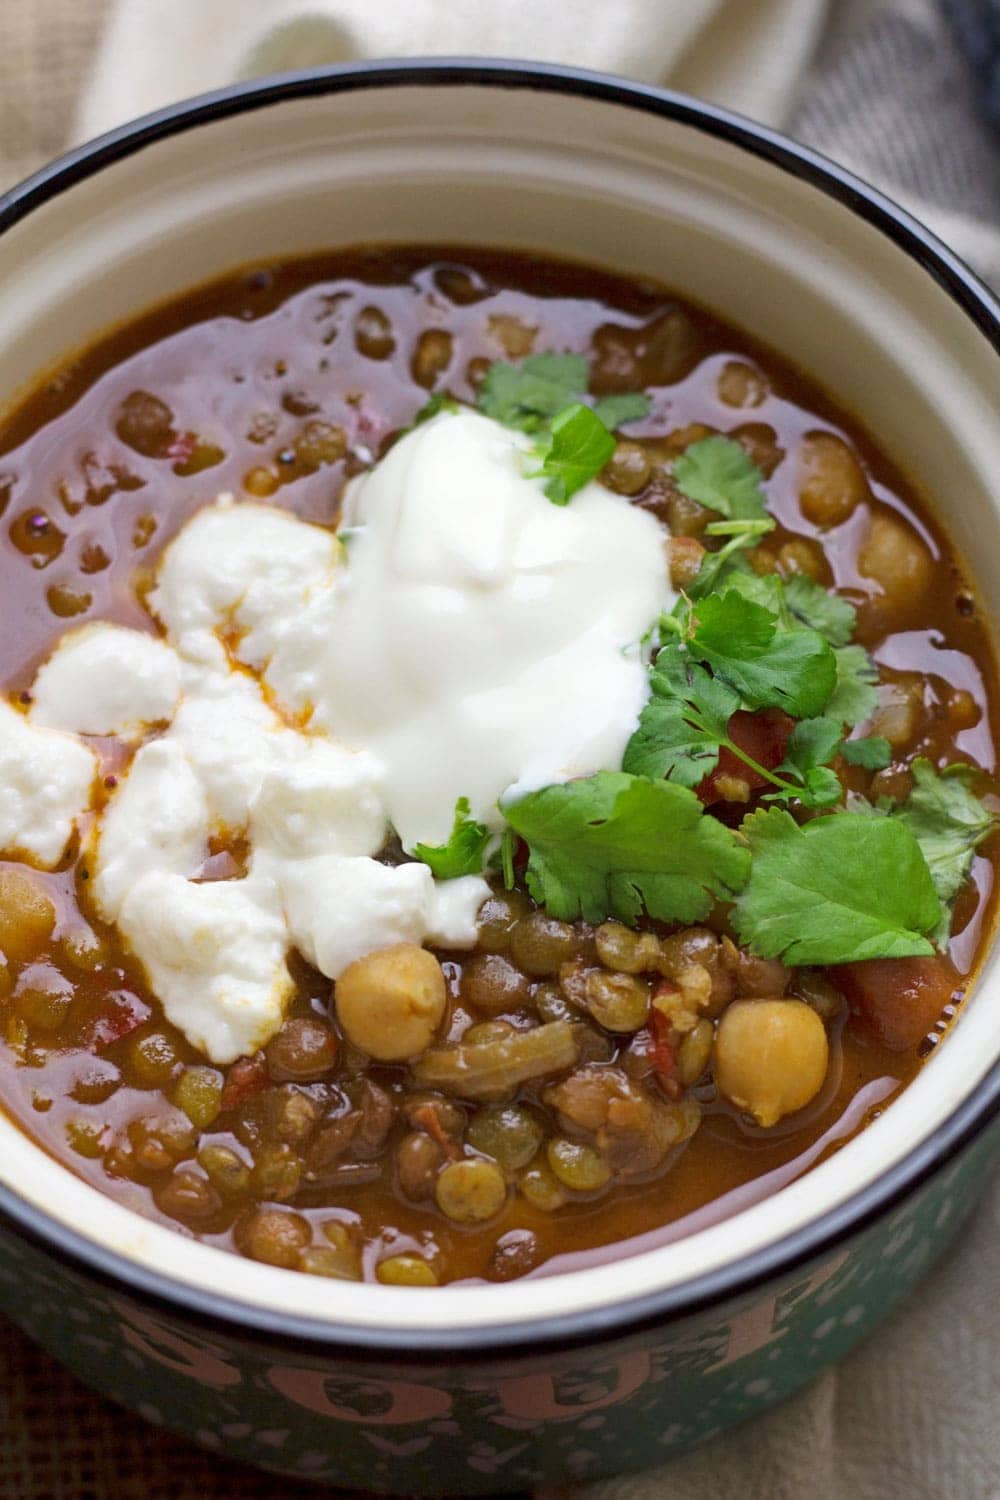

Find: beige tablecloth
0;3;997;1498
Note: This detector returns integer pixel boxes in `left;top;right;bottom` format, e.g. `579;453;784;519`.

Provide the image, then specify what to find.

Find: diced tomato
833;955;958;1052
650;996;682;1098
219;1053;269;1111
697;708;794;805
86;991;151;1050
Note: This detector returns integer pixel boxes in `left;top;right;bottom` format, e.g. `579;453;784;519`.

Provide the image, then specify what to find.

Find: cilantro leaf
689;591;836;718
621;693;723;787
782;574;857;648
673;436;768;521
893;759;998;942
733;807;942;964
592;392;652;430
841;736;892;770
412;392;460;426
824;645;879;727
531;402;615;505
411;797;490;879
502;771;749;925
477;352;589;432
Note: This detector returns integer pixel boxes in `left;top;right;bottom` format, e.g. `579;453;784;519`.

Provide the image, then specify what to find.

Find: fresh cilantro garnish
531;402;616;505
623;642;838;809
412;392;460;426
477;352;649;434
894;759;998;942
623;646;735;788
502;771;749;925
411;797;490;879
673;435;769;521
687;591;836;718
477;352;589;432
732;806;943;964
840;736;892;770
592;392;652;430
770;718;844;808
824;645;879;727
783;574;857;648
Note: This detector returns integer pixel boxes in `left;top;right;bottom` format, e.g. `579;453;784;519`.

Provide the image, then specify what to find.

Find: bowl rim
0;57;997;1360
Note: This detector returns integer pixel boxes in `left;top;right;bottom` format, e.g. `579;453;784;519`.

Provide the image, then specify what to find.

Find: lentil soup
0;247;995;1287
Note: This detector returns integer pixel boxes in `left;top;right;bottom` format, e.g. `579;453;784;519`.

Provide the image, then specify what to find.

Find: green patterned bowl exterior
0;62;997;1495
0;1107;994;1492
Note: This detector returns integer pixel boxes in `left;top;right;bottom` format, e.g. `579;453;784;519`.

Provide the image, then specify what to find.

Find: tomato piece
220;1052;269;1111
650;995;682;1098
697;708;794;805
833;955;958;1052
86;991;151;1050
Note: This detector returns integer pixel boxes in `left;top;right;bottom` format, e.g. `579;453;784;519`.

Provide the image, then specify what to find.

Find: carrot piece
833;955;958;1052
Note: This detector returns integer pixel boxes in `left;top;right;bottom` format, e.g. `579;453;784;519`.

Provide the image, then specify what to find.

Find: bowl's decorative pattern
0;1122;993;1492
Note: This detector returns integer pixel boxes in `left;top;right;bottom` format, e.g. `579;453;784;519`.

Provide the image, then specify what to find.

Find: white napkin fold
72;3;1000;1496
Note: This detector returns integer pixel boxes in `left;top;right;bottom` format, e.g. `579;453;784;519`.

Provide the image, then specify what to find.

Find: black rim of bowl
0;58;997;1362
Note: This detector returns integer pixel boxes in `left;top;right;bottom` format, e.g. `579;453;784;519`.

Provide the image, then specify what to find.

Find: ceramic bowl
0;60;997;1495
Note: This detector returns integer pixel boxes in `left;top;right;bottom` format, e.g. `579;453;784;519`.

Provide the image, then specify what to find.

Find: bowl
0;59;997;1495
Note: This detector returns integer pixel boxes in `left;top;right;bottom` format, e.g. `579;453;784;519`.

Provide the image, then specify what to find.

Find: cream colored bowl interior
0;78;997;1333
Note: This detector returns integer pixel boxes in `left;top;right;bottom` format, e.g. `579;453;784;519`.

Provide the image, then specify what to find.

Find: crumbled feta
117;870;293;1065
0;700;96;867
30;623;181;739
17;410;674;1063
93;737;209;920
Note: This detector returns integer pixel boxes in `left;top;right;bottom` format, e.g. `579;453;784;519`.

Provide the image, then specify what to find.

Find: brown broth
0;246;995;1285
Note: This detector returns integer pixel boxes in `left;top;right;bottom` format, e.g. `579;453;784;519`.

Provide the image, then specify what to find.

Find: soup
0;248;995;1286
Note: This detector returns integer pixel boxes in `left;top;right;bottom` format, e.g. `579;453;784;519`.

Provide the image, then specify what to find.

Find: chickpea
714;999;829;1128
797;431;868;527
857;513;933;609
334;944;446;1061
435;1157;507;1223
0;868;56;962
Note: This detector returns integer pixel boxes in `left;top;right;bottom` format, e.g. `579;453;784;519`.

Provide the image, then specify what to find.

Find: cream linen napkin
66;2;1000;1497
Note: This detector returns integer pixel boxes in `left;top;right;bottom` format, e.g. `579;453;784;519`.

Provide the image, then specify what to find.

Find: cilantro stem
500;828;516;890
685;703;806;802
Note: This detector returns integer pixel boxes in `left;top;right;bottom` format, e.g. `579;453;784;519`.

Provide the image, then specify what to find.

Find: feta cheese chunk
0;699;96;867
93;738;209;920
118;870;293;1065
30;623;181;739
